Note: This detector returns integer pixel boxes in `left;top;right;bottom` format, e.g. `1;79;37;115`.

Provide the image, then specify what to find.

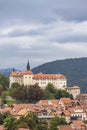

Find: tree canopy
0;74;9;90
50;116;67;130
10;84;46;103
45;83;73;100
3;115;18;130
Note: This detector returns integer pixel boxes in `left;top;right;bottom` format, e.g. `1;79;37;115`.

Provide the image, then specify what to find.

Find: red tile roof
72;120;85;129
0;107;12;113
18;128;29;130
10;104;40;116
63;110;71;116
10;70;66;80
36;100;60;107
10;71;24;76
58;125;74;130
60;98;72;107
24;70;33;75
66;86;80;90
10;70;33;76
33;73;66;79
0;125;4;130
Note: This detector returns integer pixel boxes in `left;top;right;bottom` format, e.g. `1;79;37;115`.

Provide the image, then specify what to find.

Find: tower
12;67;15;72
27;60;30;70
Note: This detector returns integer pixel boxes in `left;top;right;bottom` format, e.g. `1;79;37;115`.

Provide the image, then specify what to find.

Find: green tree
35;120;48;130
45;83;55;93
11;82;20;89
0;85;3;96
10;85;26;101
18;122;29;129
18;116;29;128
55;89;73;99
1;91;9;104
55;90;62;99
3;115;18;130
27;84;46;103
10;84;46;103
0;74;9;90
3;112;11;119
45;83;56;99
25;112;38;130
0;113;4;124
50;116;67;130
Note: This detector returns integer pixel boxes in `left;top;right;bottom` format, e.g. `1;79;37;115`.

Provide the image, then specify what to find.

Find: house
0;103;40;119
58;125;74;130
62;110;71;123
59;98;74;110
66;86;80;99
71;120;86;130
36;100;62;122
70;106;86;121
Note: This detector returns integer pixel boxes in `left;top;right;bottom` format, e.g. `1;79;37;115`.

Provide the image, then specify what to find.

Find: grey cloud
0;0;87;69
54;0;87;21
52;35;87;43
6;30;44;37
0;0;87;25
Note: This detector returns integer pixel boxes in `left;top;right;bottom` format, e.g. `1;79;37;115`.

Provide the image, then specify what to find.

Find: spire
27;60;30;70
13;68;15;72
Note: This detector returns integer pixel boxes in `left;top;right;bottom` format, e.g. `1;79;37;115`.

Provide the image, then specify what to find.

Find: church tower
23;60;34;86
27;60;30;70
12;67;15;72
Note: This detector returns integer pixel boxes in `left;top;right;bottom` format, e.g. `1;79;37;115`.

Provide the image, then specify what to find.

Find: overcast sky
0;0;87;70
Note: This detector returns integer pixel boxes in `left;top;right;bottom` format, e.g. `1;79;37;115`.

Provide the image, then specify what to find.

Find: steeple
27;60;30;70
13;68;15;72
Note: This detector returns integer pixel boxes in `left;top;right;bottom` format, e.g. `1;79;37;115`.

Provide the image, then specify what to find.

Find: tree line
9;83;73;103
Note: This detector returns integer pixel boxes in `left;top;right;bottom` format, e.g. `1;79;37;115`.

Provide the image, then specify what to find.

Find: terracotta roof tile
66;86;80;90
58;125;74;130
72;120;85;129
0;125;4;130
36;100;60;107
0;107;12;113
18;128;29;130
24;70;33;75
63;110;71;116
11;104;40;116
33;73;66;79
10;71;24;76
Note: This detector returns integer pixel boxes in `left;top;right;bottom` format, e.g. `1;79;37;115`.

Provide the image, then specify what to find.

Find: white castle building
9;61;67;90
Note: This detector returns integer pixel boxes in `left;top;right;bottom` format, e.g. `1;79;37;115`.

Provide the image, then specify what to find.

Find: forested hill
0;68;13;76
32;57;87;93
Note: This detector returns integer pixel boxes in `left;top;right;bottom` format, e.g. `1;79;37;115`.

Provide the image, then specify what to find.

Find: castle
9;61;80;98
9;61;67;90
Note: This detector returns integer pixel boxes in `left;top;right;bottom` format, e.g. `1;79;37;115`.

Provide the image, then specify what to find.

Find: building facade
9;62;67;90
66;86;80;99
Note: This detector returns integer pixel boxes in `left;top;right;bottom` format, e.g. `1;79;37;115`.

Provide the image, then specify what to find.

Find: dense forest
32;57;87;93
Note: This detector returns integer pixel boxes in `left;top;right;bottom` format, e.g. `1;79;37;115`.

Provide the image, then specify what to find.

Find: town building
9;61;67;90
71;120;86;130
66;86;80;99
58;125;74;130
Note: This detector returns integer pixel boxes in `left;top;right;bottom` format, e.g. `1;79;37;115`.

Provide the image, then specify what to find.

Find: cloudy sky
0;0;87;70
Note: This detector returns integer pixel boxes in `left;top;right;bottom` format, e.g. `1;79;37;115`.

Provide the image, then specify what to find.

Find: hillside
0;68;13;76
1;57;87;93
32;57;87;93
